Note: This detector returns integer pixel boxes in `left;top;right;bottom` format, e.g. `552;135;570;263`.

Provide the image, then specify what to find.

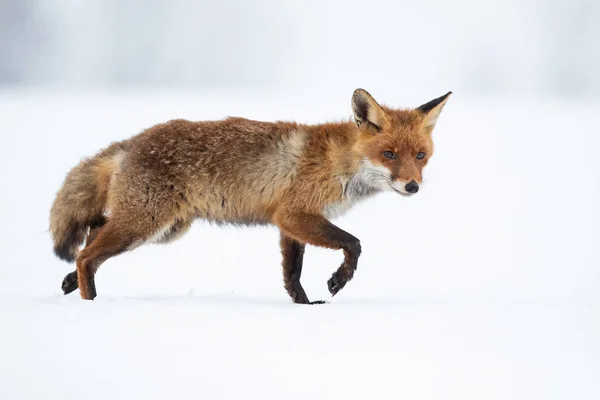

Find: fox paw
327;271;348;296
61;271;79;295
289;287;327;305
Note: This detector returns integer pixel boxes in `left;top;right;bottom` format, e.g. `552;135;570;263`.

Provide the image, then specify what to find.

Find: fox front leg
275;212;361;298
280;233;328;304
280;234;310;304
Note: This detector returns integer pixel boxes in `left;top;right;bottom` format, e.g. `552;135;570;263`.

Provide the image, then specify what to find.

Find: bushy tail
50;141;129;262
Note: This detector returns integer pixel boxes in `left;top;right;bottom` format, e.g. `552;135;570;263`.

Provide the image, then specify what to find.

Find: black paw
287;285;327;305
327;271;348;296
291;291;310;304
287;281;312;304
61;271;79;295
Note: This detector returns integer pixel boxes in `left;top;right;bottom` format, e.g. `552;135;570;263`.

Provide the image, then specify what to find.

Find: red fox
50;89;451;304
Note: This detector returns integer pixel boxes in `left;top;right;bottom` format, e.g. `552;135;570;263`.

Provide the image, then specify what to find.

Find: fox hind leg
61;216;106;295
75;215;161;300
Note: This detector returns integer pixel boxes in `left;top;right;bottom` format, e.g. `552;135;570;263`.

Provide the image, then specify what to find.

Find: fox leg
61;216;106;295
75;216;155;300
275;212;361;298
280;233;326;304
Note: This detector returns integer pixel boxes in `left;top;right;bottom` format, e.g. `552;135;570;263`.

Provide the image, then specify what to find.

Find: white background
0;1;598;399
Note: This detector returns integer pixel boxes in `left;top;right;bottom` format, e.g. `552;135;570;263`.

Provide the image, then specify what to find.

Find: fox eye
383;151;396;160
416;152;425;160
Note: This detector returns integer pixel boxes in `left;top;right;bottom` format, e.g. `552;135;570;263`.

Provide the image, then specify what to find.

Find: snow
0;89;599;399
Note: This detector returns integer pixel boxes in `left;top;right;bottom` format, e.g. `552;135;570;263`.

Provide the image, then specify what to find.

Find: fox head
351;89;451;196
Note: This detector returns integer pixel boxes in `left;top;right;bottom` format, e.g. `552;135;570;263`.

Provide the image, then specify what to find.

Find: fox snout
391;179;420;196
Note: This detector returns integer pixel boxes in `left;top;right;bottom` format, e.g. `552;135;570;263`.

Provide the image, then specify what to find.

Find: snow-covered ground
0;89;598;399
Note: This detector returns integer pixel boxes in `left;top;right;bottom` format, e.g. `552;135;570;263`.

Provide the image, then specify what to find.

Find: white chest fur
322;163;382;219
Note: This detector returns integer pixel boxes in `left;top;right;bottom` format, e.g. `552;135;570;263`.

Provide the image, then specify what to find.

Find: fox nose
405;180;419;194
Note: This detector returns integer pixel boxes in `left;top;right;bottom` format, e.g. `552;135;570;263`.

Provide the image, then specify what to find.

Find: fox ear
352;89;386;132
417;91;452;129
